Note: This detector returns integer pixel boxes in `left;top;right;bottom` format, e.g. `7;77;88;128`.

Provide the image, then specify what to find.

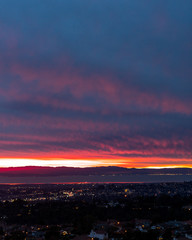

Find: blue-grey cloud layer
0;0;191;164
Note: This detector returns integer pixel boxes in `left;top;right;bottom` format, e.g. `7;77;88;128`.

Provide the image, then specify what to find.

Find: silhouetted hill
0;166;191;177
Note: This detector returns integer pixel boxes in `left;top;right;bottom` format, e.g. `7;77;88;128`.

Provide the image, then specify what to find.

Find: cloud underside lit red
0;1;191;169
0;62;191;168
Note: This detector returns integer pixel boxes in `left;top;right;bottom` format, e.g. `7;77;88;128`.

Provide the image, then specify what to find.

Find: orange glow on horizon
0;157;191;169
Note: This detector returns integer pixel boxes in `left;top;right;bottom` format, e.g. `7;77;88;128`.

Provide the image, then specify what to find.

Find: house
26;231;45;240
185;233;192;239
89;229;108;240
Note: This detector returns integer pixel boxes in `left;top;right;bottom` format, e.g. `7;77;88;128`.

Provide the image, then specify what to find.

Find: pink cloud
2;61;190;114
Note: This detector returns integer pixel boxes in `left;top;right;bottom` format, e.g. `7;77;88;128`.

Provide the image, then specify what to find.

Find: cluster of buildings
0;182;191;239
0;182;192;203
0;219;192;240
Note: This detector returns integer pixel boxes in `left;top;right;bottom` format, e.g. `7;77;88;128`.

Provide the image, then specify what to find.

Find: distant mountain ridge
0;166;191;177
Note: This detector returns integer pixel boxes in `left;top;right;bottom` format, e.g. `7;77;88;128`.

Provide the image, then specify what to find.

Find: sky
0;0;191;168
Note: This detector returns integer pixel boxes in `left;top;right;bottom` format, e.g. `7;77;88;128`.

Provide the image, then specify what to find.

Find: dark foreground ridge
0;166;192;177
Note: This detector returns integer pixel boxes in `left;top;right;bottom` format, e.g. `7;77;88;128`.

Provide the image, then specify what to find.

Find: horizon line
0;158;191;169
0;165;192;170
